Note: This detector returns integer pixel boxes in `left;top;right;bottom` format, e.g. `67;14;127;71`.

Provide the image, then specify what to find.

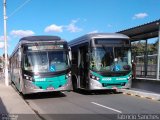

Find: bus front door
78;46;88;89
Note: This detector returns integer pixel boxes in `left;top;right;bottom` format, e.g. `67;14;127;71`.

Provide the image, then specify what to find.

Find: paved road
23;91;160;120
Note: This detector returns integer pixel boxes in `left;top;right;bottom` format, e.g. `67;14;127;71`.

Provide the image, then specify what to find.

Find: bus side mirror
68;47;72;61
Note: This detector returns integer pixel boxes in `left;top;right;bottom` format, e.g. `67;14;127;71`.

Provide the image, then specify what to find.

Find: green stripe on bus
33;75;67;90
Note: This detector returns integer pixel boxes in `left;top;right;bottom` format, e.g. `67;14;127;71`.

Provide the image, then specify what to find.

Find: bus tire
19;79;24;94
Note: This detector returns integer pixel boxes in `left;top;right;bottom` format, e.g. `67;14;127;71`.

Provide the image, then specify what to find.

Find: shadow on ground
22;91;67;100
73;89;122;95
0;97;8;114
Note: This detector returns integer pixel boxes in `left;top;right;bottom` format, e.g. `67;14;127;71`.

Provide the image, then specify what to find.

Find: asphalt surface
22;90;160;120
132;79;160;94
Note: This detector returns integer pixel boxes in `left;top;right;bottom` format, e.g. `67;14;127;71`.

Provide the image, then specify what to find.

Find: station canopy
118;19;160;41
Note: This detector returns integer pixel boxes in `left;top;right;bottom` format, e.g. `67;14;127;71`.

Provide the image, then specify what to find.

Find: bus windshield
24;51;70;73
90;47;131;72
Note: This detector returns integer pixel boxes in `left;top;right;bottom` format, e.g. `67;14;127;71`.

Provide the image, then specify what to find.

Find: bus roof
69;33;129;47
20;36;62;43
10;36;66;58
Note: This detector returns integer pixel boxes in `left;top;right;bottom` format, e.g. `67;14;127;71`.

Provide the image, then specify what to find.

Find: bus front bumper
22;78;72;94
89;78;132;90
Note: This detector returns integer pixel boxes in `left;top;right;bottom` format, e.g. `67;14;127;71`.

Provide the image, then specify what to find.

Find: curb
119;89;160;101
0;83;36;114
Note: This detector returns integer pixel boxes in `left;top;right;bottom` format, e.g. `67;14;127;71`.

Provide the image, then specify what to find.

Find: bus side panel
10;49;21;91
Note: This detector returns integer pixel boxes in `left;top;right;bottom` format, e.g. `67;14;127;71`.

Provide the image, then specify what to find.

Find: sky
0;0;160;56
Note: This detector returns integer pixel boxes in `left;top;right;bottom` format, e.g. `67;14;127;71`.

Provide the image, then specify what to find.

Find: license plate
47;87;54;90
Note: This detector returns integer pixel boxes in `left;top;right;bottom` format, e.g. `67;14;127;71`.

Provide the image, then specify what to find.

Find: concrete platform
0;80;40;120
132;78;160;94
120;88;160;101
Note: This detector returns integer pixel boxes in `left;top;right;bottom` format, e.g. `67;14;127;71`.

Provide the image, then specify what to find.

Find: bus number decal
102;78;111;81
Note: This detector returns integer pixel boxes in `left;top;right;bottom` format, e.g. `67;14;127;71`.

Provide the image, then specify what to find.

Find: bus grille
102;83;125;87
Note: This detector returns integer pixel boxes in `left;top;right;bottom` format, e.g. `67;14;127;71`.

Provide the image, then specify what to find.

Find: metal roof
118;19;160;41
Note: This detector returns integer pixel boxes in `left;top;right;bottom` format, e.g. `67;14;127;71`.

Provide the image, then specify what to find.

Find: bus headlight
65;72;71;79
127;75;132;80
24;74;34;81
90;74;100;81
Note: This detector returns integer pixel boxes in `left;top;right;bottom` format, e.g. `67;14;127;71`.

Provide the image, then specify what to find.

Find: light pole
3;0;9;86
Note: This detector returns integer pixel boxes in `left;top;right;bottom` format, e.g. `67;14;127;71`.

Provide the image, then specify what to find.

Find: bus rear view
69;33;132;91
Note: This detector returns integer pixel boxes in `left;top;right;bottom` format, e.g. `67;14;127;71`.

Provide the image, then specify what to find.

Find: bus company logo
116;78;126;80
102;78;111;81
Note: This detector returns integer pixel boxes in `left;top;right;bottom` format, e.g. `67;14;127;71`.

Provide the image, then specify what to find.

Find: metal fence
134;54;159;78
136;64;157;77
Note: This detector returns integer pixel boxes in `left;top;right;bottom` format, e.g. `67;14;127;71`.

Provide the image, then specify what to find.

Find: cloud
133;13;148;19
66;20;82;32
44;24;63;33
10;30;35;37
88;30;98;34
0;42;4;48
44;19;83;33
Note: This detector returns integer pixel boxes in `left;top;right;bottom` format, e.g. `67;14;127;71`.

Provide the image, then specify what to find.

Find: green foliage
131;41;158;56
131;40;158;64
